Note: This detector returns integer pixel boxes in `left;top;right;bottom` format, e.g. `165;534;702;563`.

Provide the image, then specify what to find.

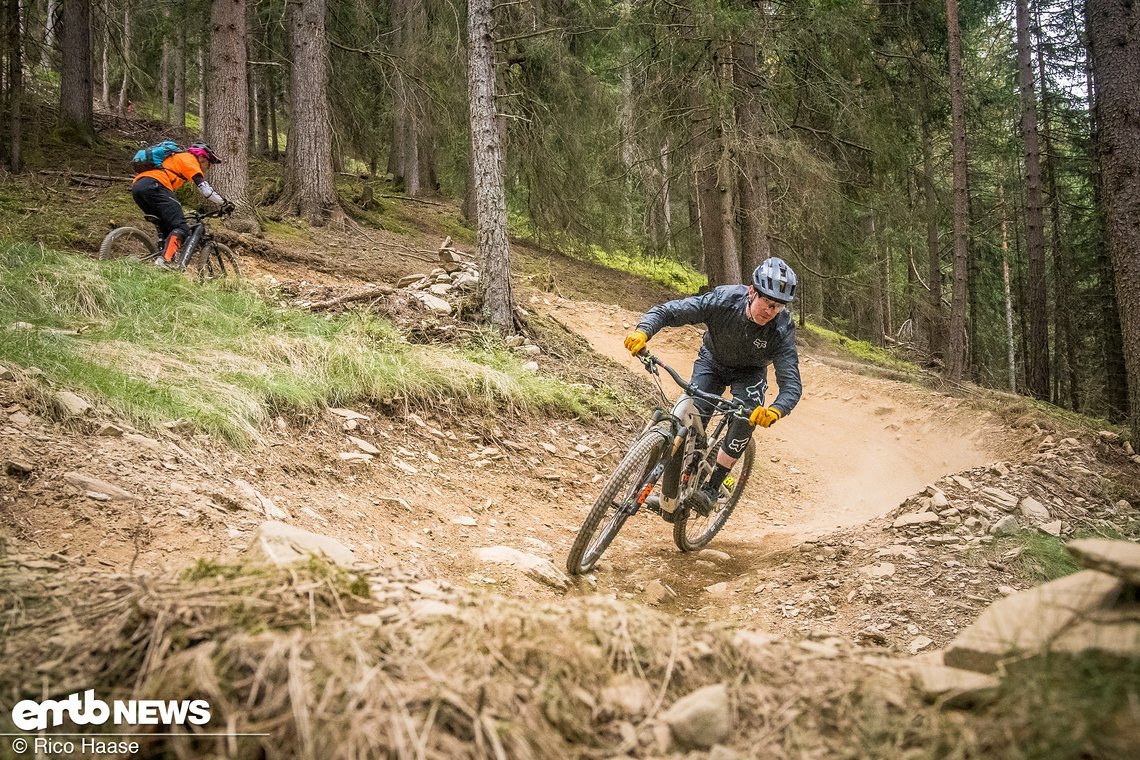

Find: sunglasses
750;292;786;313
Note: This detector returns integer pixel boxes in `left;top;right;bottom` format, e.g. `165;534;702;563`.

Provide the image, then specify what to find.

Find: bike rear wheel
98;226;156;263
194;241;242;281
673;439;755;551
566;427;668;575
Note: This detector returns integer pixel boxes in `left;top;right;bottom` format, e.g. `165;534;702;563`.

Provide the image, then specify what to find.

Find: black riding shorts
689;348;766;458
130;178;189;239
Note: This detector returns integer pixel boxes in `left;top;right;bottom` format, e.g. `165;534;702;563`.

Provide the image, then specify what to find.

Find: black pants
131;178;189;243
690;348;766;459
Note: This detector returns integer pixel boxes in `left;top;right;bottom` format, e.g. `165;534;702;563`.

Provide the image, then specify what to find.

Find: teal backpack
131;140;183;174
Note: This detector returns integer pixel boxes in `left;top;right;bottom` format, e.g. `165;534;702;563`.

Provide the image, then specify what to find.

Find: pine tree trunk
6;0;22;171
1087;0;1140;442
468;0;515;333
691;77;726;286
198;46;206;132
207;0;257;232
173;23;185;127
967;191;980;379
734;39;772;274
117;4;131;115
867;213;885;345
1015;0;1050;399
1033;11;1079;410
42;0;56;69
944;0;969;381
717;140;742;285
253;66;266;153
99;15;109;108
58;0;93;139
161;21;170;123
620;62;637;238
1084;34;1128;422
267;77;278;157
389;0;425;196
921;118;942;357
660;142;672;245
1003;238;1017;393
697;161;725;285
281;0;339;225
687;167;704;272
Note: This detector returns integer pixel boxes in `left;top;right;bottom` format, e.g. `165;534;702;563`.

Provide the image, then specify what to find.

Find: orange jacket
133;152;202;191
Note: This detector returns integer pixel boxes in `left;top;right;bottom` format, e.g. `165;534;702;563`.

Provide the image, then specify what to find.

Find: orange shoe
162;234;182;263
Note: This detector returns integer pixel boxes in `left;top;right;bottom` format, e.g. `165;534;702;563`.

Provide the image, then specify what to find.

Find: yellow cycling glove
623;330;649;355
750;406;783;428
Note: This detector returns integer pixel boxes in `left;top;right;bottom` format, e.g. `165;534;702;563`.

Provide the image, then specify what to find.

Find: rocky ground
3;223;1140;758
4;250;1138;658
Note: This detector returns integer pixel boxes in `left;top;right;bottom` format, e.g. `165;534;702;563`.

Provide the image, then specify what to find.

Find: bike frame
149;209;222;267
635;354;745;517
176;222;207;268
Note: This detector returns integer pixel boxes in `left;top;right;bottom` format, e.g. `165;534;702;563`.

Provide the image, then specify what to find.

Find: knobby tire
566;428;667;575
673;440;755;551
195;241;242;281
98;226;155;263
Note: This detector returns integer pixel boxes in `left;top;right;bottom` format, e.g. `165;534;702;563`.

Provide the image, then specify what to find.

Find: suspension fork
659;426;690;500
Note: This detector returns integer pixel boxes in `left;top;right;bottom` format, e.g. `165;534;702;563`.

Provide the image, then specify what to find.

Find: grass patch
0;241;619;445
975;653;1140;759
802;322;921;374
583;244;705;294
977;524;1138;584
261;218;314;243
981;531;1080;583
438;215;476;245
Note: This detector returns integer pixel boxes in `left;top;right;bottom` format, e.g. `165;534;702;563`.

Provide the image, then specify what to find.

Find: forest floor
2;121;1140;757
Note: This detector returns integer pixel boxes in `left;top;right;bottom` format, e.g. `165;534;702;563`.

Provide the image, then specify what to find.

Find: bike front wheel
566;427;668;575
194;241;242;282
673;439;755;552
99;226;156;263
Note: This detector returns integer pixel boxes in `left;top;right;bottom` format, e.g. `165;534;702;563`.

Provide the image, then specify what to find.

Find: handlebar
636;350;751;419
187;208;231;221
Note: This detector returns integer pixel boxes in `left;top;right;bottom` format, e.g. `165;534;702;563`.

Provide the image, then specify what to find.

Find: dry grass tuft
2;548;1137;759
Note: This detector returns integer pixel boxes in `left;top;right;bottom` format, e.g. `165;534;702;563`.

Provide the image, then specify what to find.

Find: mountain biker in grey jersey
624;257;802;518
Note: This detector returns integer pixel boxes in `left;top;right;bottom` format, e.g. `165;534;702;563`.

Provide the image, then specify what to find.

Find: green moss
261;218;314;242
438;215;477;245
803;322;921;374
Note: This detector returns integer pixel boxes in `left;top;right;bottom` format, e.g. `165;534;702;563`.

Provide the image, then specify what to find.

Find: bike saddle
143;214;161;225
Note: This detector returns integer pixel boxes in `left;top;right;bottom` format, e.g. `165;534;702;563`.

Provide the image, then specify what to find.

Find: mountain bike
566;351;756;575
98;209;241;281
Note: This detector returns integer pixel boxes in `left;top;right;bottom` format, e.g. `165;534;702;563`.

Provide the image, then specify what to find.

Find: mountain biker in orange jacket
131;143;234;264
624;257;802;518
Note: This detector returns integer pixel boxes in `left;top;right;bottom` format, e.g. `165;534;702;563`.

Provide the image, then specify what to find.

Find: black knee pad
721;417;754;458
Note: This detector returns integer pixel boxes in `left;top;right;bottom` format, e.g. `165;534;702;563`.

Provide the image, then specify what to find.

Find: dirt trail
540;295;1010;615
545;296;998;536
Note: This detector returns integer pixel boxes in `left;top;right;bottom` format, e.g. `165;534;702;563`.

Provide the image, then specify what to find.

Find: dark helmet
751;257;797;303
187;142;222;164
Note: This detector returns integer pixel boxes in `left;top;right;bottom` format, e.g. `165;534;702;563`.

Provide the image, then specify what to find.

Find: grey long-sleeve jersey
636;284;803;416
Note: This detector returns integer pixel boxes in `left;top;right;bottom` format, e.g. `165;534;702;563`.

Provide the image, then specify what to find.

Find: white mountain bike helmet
752;257;797;303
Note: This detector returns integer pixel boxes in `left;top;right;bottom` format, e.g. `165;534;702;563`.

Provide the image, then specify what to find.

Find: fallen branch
379;194;446;207
38;169;130;182
304;286;396;311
